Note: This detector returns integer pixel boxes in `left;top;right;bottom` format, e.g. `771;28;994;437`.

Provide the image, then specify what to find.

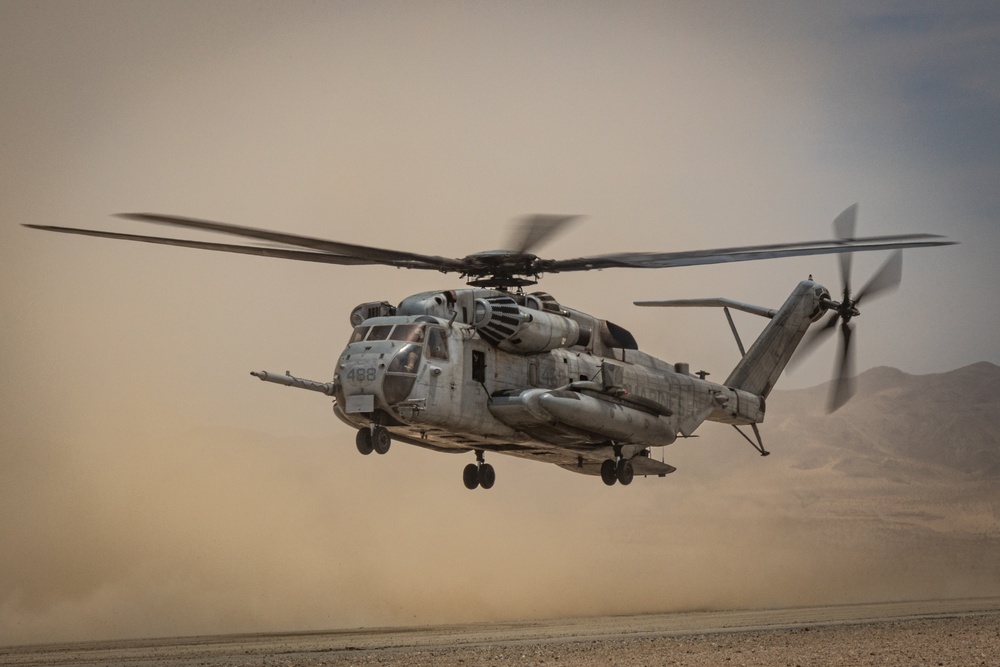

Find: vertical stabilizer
724;280;828;398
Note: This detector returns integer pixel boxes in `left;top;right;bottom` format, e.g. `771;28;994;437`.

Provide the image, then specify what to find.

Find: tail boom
723;279;829;398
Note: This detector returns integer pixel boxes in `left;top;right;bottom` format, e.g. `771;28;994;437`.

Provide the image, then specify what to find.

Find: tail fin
724;280;828;398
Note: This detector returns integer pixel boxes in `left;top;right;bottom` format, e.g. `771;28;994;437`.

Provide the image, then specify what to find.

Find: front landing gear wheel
355;429;373;455
616;459;634;486
478;463;496;490
463;463;480;490
372;426;391;455
601;459;618;486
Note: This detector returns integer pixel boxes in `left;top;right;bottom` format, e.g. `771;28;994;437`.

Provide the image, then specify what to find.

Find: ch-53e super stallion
27;206;952;489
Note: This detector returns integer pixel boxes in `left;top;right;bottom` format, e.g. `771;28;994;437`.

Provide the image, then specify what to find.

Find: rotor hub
460;250;542;288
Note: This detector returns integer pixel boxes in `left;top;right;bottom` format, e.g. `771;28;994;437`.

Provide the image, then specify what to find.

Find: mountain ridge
767;361;1000;477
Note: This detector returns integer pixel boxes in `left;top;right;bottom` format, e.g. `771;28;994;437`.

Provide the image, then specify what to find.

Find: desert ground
3;598;998;667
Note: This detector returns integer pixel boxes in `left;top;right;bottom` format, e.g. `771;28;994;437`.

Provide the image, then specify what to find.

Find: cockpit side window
426;327;448;360
390;323;425;342
349;326;370;344
367;325;393;341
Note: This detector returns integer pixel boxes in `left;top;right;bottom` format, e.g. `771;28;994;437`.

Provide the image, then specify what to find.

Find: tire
478;463;496;490
463;463;480;490
372;426;391;455
600;459;618;486
356;429;374;455
617;459;634;486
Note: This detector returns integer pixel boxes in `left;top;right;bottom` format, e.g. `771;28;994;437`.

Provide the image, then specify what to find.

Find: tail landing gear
463;450;496;490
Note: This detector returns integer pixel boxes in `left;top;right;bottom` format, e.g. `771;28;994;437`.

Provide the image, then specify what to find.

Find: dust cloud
3;392;996;645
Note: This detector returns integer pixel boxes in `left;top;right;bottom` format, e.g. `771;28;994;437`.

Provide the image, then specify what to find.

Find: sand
3;598;998;666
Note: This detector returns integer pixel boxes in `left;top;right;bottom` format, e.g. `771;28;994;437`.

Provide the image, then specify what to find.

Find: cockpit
348;322;449;360
343;320;450;407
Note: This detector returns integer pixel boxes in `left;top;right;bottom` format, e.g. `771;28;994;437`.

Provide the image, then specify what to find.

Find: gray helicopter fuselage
330;288;770;474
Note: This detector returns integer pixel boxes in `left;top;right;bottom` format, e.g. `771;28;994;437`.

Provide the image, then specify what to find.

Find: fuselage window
367;325;393;341
472;350;486;383
426;327;448;360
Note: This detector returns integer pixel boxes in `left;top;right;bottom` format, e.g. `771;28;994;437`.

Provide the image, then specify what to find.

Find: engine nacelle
473;296;580;354
349;300;396;326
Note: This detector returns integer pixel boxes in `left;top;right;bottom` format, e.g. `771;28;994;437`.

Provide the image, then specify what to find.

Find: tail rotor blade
855;250;903;304
828;321;857;412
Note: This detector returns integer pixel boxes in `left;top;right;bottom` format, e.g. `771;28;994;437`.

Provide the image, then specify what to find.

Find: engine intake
473;296;580;353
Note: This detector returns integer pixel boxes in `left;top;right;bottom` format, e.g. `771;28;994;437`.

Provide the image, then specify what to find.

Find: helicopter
26;206;953;489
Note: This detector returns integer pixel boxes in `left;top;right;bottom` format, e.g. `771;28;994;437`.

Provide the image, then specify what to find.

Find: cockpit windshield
367;325;393;341
349;323;429;344
389;324;425;342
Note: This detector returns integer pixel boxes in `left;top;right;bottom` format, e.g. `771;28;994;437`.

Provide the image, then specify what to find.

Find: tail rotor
793;206;904;412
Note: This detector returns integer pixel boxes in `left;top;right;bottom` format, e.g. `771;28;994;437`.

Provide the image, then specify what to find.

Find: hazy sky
2;0;999;645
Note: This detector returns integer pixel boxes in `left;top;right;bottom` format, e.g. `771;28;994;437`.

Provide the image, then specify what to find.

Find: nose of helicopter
337;343;422;414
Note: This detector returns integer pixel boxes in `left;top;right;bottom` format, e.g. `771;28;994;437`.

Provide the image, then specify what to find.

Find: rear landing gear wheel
356;429;373;455
372;426;391;455
601;459;618;486
478;463;496;490
463;463;480;490
616;459;634;486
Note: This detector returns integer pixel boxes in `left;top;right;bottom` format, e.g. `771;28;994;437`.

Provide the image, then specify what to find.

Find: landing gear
479;463;496;489
601;456;634;486
732;423;769;456
601;459;617;486
463;463;480;489
356;426;391;455
463;450;496;490
616;459;634;485
372;426;391;455
356;429;373;455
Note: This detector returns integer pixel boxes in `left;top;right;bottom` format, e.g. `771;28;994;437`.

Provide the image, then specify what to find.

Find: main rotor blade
23;225;378;265
829;321;857;412
854;250;903;304
545;235;954;272
833;204;857;293
117;213;468;272
506;214;581;255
